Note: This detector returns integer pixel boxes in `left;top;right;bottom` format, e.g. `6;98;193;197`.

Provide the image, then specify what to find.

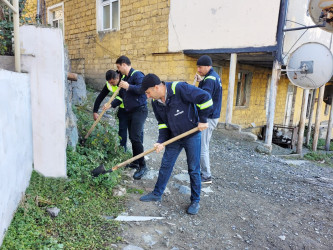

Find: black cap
141;73;161;92
197;55;212;66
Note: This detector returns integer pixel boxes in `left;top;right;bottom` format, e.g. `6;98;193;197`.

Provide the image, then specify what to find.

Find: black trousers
127;105;148;167
117;108;128;151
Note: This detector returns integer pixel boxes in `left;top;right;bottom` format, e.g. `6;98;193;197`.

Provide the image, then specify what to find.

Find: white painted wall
283;0;333;63
20;25;67;177
0;70;33;245
168;0;281;51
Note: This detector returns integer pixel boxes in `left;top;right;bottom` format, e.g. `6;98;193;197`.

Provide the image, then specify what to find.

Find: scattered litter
102;215;115;220
114;215;165;222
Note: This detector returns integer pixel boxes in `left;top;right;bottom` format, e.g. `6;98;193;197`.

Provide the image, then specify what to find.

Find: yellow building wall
22;0;37;22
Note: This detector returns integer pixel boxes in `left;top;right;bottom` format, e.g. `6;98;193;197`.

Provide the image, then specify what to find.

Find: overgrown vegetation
304;151;333;167
303;135;333;167
1;106;130;249
0;0;32;55
307;137;333;151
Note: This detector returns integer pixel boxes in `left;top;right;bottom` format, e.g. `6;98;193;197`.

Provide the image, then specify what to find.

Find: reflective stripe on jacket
152;81;213;143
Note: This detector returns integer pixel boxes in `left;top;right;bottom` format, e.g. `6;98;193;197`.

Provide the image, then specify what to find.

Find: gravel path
93;94;333;249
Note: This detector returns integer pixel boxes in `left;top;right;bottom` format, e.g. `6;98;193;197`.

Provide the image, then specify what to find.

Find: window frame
235;71;252;107
47;2;65;36
97;0;120;32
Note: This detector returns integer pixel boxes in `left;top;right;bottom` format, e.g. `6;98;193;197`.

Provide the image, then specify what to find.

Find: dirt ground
95;97;333;250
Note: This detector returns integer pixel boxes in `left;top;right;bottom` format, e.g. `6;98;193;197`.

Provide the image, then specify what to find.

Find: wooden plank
296;89;309;155
312;85;325;151
265;60;281;147
225;53;237;124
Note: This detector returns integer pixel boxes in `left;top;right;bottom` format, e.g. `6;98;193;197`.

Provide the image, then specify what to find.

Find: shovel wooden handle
111;127;200;171
84;87;121;139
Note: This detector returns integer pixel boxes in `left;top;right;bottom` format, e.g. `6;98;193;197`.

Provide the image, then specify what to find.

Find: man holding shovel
93;70;128;151
104;56;148;180
139;74;213;215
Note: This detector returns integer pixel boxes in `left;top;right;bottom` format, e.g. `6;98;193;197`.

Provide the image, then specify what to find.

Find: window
213;66;222;76
324;103;329;116
236;71;252;106
306;90;313;118
98;0;120;31
47;3;64;35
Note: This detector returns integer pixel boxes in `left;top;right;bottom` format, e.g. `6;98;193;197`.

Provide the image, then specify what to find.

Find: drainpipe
36;0;41;24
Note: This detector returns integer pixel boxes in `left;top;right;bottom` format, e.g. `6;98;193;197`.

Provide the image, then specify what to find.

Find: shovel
81;87;121;144
91;127;200;177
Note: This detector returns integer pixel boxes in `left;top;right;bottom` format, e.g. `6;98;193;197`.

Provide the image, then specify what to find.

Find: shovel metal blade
79;137;86;145
91;164;106;177
91;164;113;177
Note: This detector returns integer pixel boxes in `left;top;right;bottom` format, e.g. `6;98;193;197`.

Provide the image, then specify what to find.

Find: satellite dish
309;0;333;33
286;42;333;89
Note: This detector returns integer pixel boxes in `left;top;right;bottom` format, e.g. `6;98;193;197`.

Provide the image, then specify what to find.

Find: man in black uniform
115;56;148;180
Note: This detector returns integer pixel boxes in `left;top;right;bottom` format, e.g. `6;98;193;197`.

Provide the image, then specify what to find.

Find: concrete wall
168;0;280;51
0;69;33;245
20;25;67;177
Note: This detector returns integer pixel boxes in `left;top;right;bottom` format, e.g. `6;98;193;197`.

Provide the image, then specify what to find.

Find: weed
304;151;333;167
2;106;130;248
127;188;144;194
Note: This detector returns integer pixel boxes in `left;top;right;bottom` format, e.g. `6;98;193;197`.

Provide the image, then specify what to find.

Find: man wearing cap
139;73;213;215
194;55;222;184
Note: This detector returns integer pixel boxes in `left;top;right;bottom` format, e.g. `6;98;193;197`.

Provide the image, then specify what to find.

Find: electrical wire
285;19;307;27
282;29;309;61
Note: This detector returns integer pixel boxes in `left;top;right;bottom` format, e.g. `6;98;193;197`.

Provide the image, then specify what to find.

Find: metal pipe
276;0;289;63
13;0;21;72
225;53;237;124
36;0;41;24
283;24;326;32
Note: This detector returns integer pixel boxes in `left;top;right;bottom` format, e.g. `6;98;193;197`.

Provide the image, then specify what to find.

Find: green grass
304;151;333;167
126;187;144;195
1;105;131;249
308;138;333;151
